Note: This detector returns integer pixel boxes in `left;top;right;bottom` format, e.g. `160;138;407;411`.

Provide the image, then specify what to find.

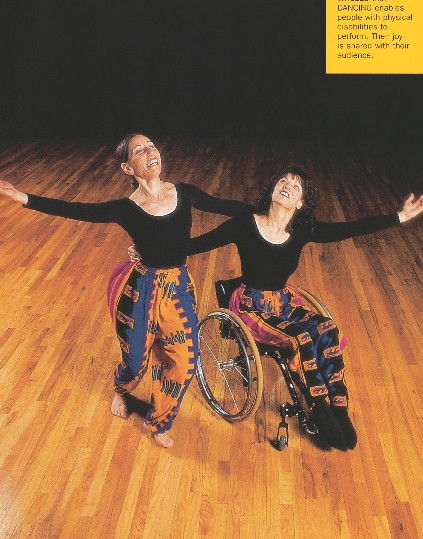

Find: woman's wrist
18;192;29;205
397;211;405;223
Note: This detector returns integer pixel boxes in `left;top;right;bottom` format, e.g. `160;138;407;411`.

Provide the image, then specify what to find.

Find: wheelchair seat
215;277;242;309
215;277;292;356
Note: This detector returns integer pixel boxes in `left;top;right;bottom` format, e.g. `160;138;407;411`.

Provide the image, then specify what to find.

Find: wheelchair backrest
215;277;243;308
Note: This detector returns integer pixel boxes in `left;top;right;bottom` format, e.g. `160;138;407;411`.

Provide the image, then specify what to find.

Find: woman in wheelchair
188;166;423;450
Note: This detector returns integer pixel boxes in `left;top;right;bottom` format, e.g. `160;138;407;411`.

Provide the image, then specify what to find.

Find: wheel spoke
232;364;249;385
220;370;241;413
199;335;220;365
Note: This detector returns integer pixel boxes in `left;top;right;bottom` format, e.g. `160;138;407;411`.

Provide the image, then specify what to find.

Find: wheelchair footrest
305;418;318;435
280;403;318;438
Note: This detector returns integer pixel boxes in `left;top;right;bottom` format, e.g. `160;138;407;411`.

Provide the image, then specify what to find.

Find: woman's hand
0;180;28;205
397;193;423;223
128;244;141;263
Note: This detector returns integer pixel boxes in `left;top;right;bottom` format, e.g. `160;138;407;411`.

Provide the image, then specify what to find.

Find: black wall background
1;0;422;144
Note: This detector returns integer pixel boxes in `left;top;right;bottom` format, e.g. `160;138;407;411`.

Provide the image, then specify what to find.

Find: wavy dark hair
115;132;147;189
254;165;317;232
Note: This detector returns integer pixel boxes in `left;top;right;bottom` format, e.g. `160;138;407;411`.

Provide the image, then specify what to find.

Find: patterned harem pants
229;283;348;408
107;261;198;433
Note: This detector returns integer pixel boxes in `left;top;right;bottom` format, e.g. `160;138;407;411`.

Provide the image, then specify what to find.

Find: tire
296;287;334;319
197;309;263;421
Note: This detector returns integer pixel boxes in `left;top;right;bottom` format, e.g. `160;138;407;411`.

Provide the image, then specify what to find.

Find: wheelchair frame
196;277;334;450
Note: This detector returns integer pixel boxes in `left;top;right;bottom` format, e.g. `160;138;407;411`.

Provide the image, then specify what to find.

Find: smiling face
272;172;303;211
121;134;161;181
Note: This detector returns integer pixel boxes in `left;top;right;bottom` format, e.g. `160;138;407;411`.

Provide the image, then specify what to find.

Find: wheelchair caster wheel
277;435;288;451
276;420;289;451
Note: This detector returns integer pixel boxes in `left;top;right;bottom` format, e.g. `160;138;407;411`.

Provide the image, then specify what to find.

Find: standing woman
0;133;249;447
189;166;423;450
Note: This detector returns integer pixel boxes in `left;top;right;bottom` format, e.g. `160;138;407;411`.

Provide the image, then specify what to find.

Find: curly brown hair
254;165;317;232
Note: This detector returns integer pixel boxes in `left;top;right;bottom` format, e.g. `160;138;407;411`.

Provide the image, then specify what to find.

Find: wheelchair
196;277;335;450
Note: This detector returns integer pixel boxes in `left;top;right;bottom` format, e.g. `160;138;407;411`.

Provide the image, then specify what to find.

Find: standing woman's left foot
153;432;174;448
143;421;174;448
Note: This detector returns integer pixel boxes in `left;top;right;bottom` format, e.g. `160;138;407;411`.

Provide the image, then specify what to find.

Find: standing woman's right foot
111;393;129;419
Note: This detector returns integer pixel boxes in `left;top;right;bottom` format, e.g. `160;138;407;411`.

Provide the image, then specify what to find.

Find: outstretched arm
312;193;423;243
0;181;28;205
186;184;251;217
189;217;237;255
397;193;423;223
1;180;124;223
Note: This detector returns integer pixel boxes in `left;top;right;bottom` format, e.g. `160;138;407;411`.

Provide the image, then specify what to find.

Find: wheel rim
197;310;262;421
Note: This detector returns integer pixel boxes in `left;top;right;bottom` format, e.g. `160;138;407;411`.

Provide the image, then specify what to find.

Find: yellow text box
326;0;423;73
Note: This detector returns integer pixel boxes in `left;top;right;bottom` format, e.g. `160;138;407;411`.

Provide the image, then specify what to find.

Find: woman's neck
134;176;162;199
265;204;295;231
254;204;295;244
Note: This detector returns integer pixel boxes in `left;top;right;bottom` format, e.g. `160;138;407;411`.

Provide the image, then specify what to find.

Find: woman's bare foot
143;421;174;447
111;393;128;419
153;432;174;448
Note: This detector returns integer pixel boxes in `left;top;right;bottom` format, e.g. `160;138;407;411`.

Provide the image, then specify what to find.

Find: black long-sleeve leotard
188;211;400;290
24;182;250;269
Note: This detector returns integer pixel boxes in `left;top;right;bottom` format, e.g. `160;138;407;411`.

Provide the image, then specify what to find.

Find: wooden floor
0;135;422;539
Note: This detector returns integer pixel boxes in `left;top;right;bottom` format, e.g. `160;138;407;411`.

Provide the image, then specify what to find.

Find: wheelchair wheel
197;308;263;422
296;288;334;319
